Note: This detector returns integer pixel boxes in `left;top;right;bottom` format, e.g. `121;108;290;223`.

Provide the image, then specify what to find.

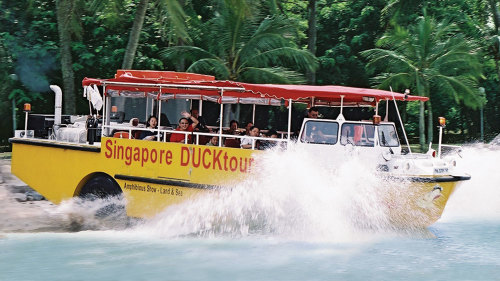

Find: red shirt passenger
170;111;199;143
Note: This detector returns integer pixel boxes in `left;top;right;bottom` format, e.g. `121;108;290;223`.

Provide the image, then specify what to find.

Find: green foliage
362;11;484;145
314;0;386;86
363;13;483;106
160;6;318;83
317;43;368;86
0;0;500;146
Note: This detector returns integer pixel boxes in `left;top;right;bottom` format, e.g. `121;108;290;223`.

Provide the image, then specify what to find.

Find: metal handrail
101;124;289;150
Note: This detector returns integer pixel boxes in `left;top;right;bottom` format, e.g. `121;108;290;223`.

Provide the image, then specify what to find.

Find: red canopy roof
82;70;428;106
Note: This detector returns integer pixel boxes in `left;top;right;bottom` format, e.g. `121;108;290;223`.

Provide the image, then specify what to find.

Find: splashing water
2;143;499;240
137;144;397;241
440;144;500;222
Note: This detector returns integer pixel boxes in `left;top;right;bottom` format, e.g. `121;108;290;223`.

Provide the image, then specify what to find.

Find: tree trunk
55;0;76;114
175;39;185;72
306;0;316;84
419;100;426;151
122;0;150;69
489;1;500;81
426;100;433;146
489;0;500;34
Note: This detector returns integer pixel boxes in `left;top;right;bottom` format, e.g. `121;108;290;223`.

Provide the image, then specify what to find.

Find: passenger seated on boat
224;120;240;135
190;109;209;132
129;118;144;139
170;111;199;143
307;107;319;119
160;113;171;127
293;107;320;138
301;121;327;143
140;116;162;141
260;129;278;149
241;126;260;149
206;135;219;146
240;121;253;136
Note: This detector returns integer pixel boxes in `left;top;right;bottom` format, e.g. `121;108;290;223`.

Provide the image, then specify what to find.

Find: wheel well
76;172;122;198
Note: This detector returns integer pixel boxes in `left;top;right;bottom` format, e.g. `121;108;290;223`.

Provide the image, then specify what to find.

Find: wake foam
440;144;500;221
3;142;498;239
137;145;398;241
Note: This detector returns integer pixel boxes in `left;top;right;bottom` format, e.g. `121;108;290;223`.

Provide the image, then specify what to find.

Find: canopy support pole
219;89;224;147
151;98;154;118
391;92;412;155
287;99;292;142
157;93;162;141
102;86;106;137
252;104;256;124
199;99;203;116
336;95;345;121
104;86;111;137
384;98;389;121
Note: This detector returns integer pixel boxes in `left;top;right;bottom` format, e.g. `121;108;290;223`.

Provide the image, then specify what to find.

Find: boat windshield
300;121;339;145
378;124;399;147
340;123;375;147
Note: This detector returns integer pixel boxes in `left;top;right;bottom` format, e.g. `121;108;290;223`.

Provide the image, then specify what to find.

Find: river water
1;144;499;281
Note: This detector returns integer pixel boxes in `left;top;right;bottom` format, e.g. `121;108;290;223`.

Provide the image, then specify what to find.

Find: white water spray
441;144;500;221
2;143;499;238
137;144;395;241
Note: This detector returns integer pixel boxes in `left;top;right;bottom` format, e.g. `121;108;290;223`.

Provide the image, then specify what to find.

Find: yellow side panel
116;180;206;218
11;142;102;203
11;138;258;216
99;137;257;185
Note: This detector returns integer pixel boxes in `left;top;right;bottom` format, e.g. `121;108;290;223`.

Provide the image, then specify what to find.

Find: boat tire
79;174;127;221
79;174;122;199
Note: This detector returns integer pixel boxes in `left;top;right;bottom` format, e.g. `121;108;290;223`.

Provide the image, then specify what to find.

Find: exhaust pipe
49;85;62;126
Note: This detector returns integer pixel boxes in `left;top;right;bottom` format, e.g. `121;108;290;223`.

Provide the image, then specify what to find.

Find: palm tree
361;12;483;149
91;0;189;69
160;0;317;83
307;0;317;84
55;0;82;114
121;0;189;69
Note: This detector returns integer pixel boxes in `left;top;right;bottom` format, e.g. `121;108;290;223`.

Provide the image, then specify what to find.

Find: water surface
1;145;499;281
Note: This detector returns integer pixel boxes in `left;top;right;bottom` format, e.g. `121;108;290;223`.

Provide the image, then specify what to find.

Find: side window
300;121;338;145
378;124;399;147
340;123;375;147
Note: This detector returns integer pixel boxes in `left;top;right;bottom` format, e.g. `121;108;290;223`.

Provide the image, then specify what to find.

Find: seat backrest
132;130;142;139
353;125;363;143
198;135;211;145
224;138;241;148
113;131;130;139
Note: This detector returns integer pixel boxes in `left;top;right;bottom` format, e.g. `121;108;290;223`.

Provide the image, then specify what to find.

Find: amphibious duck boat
9;70;470;227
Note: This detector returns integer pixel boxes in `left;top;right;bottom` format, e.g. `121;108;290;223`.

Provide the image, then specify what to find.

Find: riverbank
0;158;75;232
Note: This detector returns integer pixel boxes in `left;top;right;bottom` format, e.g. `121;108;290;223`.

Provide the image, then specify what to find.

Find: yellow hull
383;177;461;228
10;137;467;227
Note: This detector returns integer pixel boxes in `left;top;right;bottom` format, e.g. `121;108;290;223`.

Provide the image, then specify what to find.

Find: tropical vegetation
1;0;500;151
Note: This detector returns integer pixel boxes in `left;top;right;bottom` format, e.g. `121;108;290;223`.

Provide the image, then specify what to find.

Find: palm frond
370;72;413;90
160;46;218;62
238;33;290;61
239;67;306;84
156;0;191;44
239;47;317;73
433;75;482;108
253;15;297;40
186;58;230;80
361;49;416;73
